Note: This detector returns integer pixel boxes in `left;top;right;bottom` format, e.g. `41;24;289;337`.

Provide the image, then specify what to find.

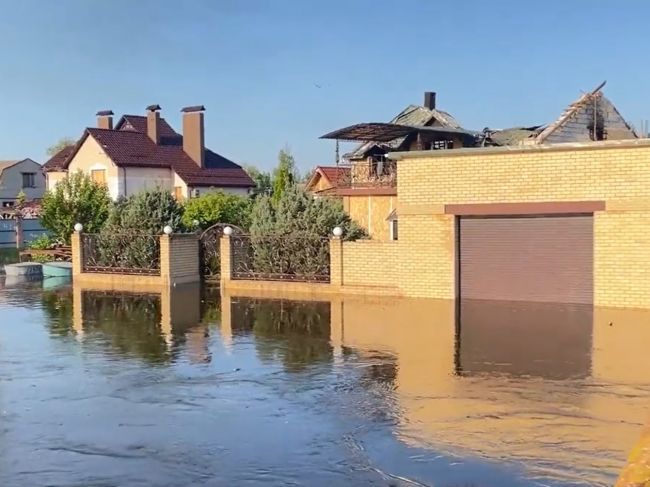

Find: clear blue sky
0;0;648;173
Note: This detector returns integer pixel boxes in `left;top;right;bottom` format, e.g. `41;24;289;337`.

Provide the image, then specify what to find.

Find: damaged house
319;82;638;241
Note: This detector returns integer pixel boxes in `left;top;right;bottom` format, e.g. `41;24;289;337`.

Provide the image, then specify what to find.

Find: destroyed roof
338;104;465;159
481;126;544;146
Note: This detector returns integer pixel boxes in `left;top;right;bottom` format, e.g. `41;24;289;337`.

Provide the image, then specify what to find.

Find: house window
390;219;398;241
431;140;453;150
91;169;106;186
21;173;36;188
2;201;15;208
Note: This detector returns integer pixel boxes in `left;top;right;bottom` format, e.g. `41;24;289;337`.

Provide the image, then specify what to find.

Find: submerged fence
230;234;331;283
0;218;47;248
81;233;161;276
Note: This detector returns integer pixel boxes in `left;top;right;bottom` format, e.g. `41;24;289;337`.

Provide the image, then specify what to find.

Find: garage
458;214;594;304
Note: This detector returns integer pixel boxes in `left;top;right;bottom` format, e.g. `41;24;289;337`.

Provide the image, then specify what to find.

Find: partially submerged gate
199;223;243;281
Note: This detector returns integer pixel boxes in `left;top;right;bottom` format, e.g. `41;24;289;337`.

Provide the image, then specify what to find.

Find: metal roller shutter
458;215;593;304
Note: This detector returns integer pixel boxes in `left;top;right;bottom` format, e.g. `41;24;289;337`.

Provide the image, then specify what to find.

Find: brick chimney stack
181;105;205;167
146;104;161;144
96;110;114;130
424;92;436;110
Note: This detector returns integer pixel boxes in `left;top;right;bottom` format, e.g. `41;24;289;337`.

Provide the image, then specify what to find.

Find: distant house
43;105;254;200
304;166;351;195
482;82;637;146
0;159;45;215
320;83;638;241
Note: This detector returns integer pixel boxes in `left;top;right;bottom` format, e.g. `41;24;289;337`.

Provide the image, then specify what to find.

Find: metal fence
81;233;161;275
0;218;47;248
230;234;330;283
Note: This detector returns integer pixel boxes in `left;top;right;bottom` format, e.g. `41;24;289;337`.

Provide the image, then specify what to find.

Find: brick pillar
71;231;83;277
330;237;343;287
220;235;231;288
160;234;171;285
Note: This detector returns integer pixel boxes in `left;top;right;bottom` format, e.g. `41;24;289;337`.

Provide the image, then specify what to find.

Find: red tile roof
55;114;254;188
317;166;350;183
43;145;75;172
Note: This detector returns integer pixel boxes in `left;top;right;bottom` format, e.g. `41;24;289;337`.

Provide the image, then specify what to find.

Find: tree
40;171;111;244
182;191;252;229
248;187;366;277
105;189;184;234
243;164;273;199
46;137;76;157
272;148;297;202
15;190;26;206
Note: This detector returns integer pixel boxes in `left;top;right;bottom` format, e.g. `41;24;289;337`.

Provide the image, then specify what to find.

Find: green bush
105;189;184;234
247;187;366;277
28;234;57;250
40;172;111;244
182;191;252;230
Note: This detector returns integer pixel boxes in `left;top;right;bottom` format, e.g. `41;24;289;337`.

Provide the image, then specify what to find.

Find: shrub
182;191;252;230
247;187;366;277
106;189;184;234
40;172;111;244
28;234;57;250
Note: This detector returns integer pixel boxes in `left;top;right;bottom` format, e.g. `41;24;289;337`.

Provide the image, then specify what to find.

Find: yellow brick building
389;139;650;309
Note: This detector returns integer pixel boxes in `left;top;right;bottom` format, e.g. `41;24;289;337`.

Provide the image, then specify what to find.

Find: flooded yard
0;278;648;486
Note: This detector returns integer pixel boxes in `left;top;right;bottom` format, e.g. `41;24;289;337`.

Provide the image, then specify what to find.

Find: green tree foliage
182;191;252;230
15;190;26;206
104;189;184;234
40;171;111;244
46;137;76;157
248;187;366;277
243;164;273;199
272;148;297;202
95;189;185;270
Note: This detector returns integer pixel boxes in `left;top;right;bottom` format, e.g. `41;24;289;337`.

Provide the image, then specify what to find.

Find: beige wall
46;171;66;192
396;141;650;307
122;167;172;197
67;136;120;199
341;240;398;289
343;195;396;241
172;171;188;199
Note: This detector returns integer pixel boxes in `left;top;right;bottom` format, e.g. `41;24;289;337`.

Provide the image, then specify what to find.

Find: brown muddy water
0;277;649;486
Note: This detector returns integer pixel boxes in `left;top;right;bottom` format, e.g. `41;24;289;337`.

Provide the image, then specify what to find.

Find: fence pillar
220;235;231;288
14;216;23;249
71;231;83;278
160;234;200;286
330;237;343;287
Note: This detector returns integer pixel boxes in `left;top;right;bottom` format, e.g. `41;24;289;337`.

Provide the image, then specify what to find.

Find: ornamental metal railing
81;233;161;275
230;234;330;283
336;157;397;189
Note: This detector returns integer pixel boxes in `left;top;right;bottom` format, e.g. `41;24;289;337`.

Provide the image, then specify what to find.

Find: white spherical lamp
223;226;233;236
332;226;343;237
163;225;173;235
74;223;84;233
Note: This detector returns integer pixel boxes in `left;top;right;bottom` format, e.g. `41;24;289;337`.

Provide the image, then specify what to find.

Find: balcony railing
335;157;397;189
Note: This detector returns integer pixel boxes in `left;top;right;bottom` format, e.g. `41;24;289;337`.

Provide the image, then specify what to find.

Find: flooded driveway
0;278;648;486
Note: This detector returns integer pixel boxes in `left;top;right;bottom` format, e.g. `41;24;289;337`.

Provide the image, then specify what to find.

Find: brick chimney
96;110;114;130
181;105;205;167
424;92;436;110
146;104;161;144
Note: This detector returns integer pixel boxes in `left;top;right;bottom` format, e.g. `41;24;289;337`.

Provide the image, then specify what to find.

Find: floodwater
0;278;648;486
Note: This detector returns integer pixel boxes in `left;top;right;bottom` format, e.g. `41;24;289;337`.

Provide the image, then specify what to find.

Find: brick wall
166;234;200;283
341;240;398;289
396;140;650;308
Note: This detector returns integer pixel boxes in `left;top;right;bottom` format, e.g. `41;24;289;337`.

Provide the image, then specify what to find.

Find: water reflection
230;297;333;372
1;282;648;487
456;299;593;379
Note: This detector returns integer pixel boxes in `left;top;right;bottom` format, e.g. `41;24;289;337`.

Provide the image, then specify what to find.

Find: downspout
123;167;127;197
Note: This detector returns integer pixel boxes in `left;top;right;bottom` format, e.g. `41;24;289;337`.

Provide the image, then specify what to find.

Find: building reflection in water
43;280;650;485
